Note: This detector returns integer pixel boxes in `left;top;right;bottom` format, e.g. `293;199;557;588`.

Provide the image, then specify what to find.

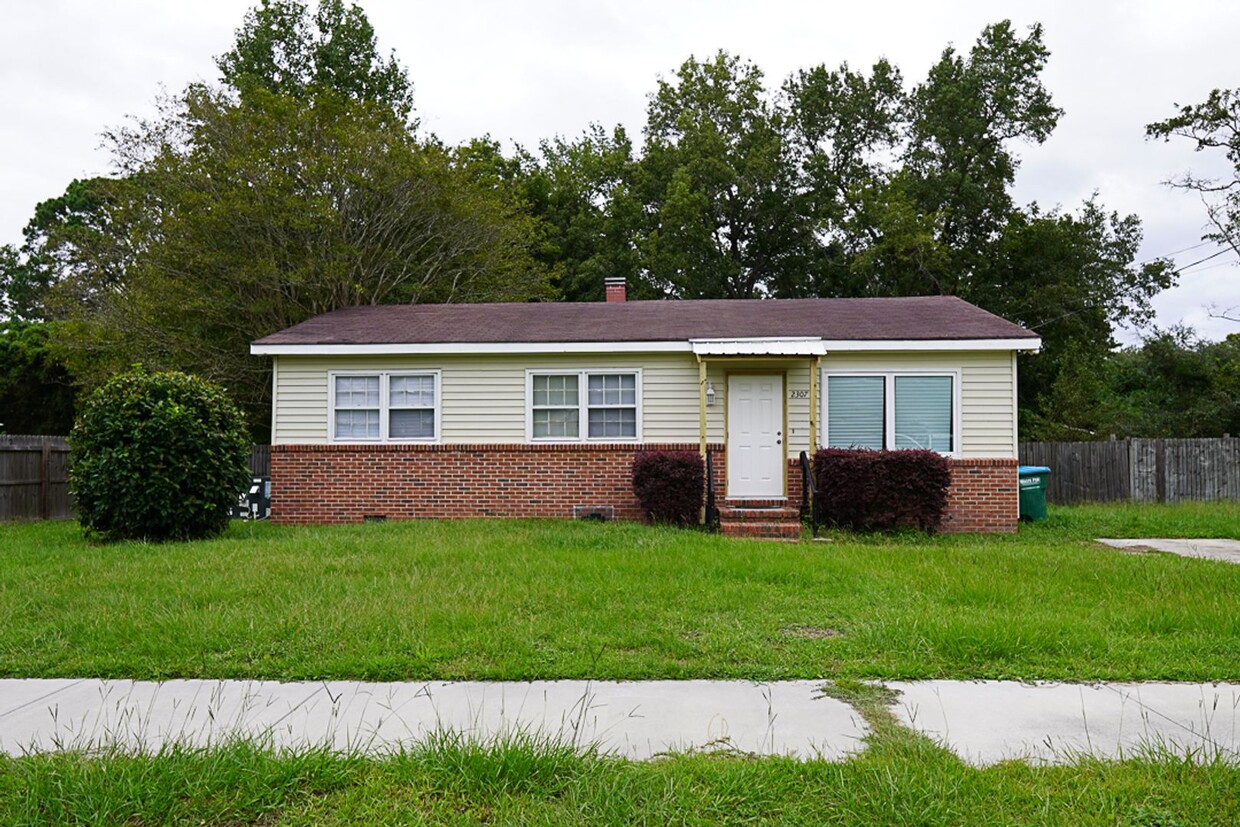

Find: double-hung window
528;370;640;441
824;372;956;454
531;374;580;439
331;371;440;442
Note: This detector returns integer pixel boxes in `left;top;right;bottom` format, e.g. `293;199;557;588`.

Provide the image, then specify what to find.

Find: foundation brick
270;445;1018;533
941;458;1019;533
271;443;720;525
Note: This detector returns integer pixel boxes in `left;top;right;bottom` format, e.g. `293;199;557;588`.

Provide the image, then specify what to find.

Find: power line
1138;239;1218;265
1172;247;1232;274
1175;259;1235;276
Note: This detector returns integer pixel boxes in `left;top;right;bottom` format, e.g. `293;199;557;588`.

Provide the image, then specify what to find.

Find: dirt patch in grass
1109;544;1162;555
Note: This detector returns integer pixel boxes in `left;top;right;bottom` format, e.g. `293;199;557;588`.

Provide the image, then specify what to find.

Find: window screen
894;376;953;452
827;375;885;449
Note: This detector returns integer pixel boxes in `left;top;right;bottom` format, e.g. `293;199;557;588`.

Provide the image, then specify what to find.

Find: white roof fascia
250;340;694;356
819;338;1041;352
690;337;828;357
252;336;1041;357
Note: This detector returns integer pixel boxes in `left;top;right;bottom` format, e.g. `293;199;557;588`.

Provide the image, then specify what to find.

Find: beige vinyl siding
820;350;1016;458
274;353;706;445
271;348;1017;458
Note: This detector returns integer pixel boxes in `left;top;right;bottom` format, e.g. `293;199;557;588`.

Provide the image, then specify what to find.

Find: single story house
251;279;1041;534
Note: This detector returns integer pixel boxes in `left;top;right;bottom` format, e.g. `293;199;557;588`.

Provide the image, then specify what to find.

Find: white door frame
726;373;785;498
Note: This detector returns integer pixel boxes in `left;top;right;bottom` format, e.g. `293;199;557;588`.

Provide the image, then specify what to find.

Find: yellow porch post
698;356;709;525
808;355;820;452
698;357;708;459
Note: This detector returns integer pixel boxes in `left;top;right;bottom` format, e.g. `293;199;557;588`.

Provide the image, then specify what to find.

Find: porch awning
690;337;828;357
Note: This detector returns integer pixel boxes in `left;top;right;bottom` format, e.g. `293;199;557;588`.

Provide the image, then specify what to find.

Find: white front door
727;374;784;498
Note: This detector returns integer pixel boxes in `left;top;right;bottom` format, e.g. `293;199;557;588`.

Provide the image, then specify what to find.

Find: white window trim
328;370;442;444
524;369;643;443
821;369;961;457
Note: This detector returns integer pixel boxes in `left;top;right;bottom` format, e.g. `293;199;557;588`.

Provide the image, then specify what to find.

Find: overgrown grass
1;502;1239;682
2;728;1238;825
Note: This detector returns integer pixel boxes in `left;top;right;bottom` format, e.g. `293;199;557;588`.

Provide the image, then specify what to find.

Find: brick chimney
604;277;627;302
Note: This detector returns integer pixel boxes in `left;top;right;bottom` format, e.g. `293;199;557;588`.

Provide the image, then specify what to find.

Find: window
826;375;884;450
824;372;955;454
331;372;439;442
334;375;380;440
528;370;640;441
587;373;637;438
894;375;953;451
532;374;580;439
389;375;436;439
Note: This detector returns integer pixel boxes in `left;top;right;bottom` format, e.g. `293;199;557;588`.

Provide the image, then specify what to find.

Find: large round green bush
70;369;251;542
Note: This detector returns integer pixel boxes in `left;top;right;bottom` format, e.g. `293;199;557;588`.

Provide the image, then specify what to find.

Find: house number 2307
789;390;809;399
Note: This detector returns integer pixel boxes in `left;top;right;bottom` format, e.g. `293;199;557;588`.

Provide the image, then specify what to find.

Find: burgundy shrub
813;449;952;532
632;450;705;526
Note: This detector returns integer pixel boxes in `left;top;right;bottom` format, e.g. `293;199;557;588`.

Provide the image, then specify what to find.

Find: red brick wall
270;443;720;525
270;445;1016;532
941;458;1019;533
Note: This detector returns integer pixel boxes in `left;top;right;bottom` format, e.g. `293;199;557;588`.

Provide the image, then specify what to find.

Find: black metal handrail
704;448;719;532
799;450;818;536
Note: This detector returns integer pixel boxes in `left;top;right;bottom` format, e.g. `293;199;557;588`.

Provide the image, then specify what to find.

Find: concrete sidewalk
893;680;1240;765
2;678;1237;765
0;679;867;761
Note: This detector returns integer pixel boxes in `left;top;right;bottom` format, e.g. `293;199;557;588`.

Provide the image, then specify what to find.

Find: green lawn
2;502;1238;683
4;504;1240;824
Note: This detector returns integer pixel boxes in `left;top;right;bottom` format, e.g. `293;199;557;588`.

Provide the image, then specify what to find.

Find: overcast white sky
2;0;1237;341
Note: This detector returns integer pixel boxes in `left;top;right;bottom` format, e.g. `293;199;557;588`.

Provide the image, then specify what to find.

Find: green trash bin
1018;465;1050;521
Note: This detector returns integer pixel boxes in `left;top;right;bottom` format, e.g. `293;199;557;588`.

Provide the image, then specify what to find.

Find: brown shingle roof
253;296;1037;346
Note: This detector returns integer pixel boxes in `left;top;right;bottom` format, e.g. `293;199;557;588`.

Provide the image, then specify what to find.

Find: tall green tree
0;321;76;434
1024;328;1240;440
47;87;549;434
217;0;414;118
1105;329;1240;437
783;58;905;295
638;52;812;298
521;126;643;301
521;25;1173;435
0;177;128;322
0;244;31;321
983;201;1175;434
1147;88;1240;321
893;21;1061;295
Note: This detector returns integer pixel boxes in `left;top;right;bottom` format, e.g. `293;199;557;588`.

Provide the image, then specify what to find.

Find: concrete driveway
1097;538;1240;564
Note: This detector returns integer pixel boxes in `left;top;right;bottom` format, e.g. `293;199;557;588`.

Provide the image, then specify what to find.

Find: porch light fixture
706;381;716;407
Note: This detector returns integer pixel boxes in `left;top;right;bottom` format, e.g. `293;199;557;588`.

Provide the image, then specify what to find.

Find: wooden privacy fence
250;444;270;478
1019;437;1240;505
0;440;271;523
0;436;73;520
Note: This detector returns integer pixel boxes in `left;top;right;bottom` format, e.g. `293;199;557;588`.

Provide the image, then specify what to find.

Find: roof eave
250;337;1041;356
